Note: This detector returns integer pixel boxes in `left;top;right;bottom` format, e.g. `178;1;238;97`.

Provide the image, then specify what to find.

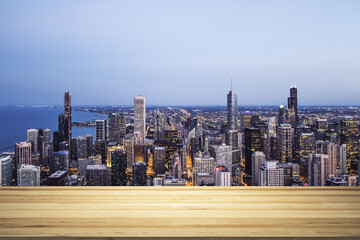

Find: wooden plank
0;187;359;239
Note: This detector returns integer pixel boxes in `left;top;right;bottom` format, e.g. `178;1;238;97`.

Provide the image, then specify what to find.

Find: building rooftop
48;171;67;179
86;165;107;170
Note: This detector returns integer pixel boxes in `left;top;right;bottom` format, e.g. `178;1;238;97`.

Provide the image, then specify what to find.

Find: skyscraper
252;151;266;186
154;110;165;141
226;90;241;170
259;161;284;186
267;117;277;138
109;148;127;186
132;161;147;186
278;105;286;125
337;144;347;174
124;139;134;169
308;154;329;186
26;129;39;153
0;155;13;186
287;84;298;127
15;141;32;166
244;127;261;175
75;136;87;159
194;156;215;186
108;113;121;144
215;166;231;186
17;164;40;186
295;132;315;161
215;144;232;171
64;92;72;150
85;165;109;186
323;142;338;178
86;134;94;157
227;90;238;130
172;152;182;179
154;146;166;175
95;120;107;142
340;119;359;162
134;96;146;144
278;124;292;162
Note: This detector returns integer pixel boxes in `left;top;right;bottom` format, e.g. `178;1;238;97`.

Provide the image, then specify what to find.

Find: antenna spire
231;78;232;91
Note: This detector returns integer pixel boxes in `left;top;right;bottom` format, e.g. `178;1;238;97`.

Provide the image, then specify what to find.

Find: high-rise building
154;110;165;141
295;132;315;161
278;124;292;162
172;152;182;179
244;127;261;175
85;165;109;186
231;165;241;186
27;129;39;153
180;145;187;173
75;136;87;159
241;112;258;132
95;120;107;142
323;142;338;178
58;113;67;144
251;151;266;186
124;139;134;169
278;105;286;125
134;96;146;144
227;90;238;131
337;144;347;174
64;92;72;150
134;144;147;163
0;155;13;186
132;161;147;186
215;166;231;186
50;151;69;173
17;164;40;186
109;148;127;186
225;130;241;166
340;119;359;162
154;146;166;175
86;134;94;157
108;113;121;144
258;161;284;186
15;141;32;166
287;85;298;127
215;144;232;171
42;129;51;144
277;162;300;186
316;119;328;132
308;154;329;186
95;140;107;164
269;136;278;160
194;156;215;186
119;115;125;145
226;90;241;169
267;117;277;138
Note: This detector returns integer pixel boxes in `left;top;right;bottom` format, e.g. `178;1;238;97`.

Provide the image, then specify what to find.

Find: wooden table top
0;187;359;239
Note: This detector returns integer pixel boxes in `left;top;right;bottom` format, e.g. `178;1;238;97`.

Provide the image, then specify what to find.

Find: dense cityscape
1;86;359;187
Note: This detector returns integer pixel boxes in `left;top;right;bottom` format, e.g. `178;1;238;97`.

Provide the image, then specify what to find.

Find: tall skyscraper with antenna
225;85;241;184
64;92;71;150
287;84;298;127
227;89;238;131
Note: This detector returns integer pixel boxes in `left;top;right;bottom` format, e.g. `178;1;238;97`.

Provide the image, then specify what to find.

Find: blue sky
0;0;359;106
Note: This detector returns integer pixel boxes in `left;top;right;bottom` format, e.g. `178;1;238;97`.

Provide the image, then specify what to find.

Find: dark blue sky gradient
0;1;359;106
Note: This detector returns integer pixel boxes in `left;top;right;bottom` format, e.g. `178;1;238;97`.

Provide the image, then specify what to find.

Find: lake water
0;106;107;153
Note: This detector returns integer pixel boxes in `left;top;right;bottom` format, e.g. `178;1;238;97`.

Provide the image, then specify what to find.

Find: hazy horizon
1;1;360;106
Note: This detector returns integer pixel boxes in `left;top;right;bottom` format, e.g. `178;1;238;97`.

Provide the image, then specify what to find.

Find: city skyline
1;1;360;106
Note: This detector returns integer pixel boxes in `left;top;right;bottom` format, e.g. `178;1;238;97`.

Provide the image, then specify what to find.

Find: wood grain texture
0;187;359;239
